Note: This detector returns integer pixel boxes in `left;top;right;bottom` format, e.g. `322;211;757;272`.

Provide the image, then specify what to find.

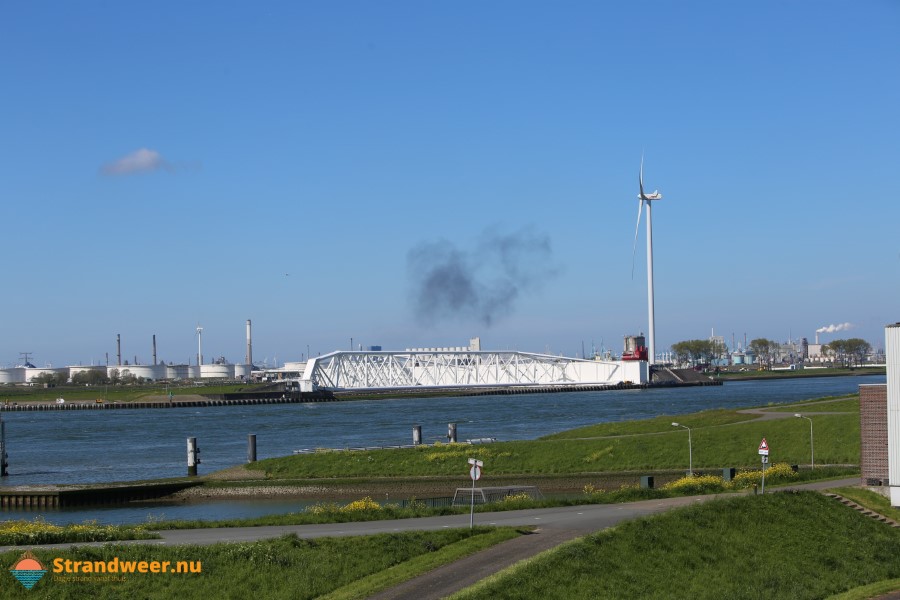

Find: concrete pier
0;481;201;508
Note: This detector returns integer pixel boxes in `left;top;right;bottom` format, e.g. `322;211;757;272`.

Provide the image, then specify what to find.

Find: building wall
860;384;889;486
887;324;900;506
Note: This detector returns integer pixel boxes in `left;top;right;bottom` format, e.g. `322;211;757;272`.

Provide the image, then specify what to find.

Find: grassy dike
249;397;860;480
0;382;269;404
714;367;885;380
450;492;900;600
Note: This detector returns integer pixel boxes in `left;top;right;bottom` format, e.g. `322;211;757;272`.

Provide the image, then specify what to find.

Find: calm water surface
0;375;880;524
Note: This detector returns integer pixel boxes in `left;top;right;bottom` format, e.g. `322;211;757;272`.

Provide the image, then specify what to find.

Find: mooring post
448;423;457;443
187;437;200;476
247;434;257;463
0;415;7;477
412;425;422;446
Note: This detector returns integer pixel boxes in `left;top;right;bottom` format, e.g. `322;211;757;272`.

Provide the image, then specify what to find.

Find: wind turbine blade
631;199;644;279
639;154;646;200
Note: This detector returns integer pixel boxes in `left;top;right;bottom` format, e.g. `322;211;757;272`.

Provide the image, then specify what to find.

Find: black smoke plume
408;227;558;327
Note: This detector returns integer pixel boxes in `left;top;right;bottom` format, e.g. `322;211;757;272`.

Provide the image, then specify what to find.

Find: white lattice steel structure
300;351;647;391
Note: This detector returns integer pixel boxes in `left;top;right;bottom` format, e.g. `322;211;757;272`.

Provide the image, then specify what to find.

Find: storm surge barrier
300;350;647;391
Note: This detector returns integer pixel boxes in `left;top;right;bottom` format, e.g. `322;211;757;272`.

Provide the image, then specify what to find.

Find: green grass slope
253;407;858;478
0;528;520;599
453;492;900;600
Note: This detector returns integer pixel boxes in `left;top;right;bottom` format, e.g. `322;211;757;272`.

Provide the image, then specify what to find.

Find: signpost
468;458;483;529
758;438;769;493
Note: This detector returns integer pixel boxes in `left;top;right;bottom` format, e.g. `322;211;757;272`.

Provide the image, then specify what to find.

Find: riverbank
0;379;722;411
174;472;660;502
713;366;884;381
163;393;861;503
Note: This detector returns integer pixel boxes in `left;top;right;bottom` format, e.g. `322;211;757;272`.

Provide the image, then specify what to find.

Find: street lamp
795;414;814;469
672;422;693;476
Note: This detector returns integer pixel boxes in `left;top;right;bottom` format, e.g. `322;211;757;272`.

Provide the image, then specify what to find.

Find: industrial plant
0;320;260;385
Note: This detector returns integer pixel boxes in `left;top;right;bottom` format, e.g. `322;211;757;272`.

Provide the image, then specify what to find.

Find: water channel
0;375;881;524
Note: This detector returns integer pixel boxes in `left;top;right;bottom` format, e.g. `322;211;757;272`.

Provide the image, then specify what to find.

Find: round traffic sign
469;465;482;481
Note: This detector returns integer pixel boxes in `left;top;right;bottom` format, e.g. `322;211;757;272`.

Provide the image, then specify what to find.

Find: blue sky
2;1;898;367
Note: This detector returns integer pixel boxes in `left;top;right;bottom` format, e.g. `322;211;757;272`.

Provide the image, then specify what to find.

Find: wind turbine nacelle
637;191;662;200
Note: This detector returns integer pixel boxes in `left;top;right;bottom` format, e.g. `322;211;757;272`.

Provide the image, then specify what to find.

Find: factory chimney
152;335;157;365
117;334;122;366
246;320;253;366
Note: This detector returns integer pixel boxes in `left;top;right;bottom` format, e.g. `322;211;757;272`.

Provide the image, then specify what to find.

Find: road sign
758;438;769;456
468;458;484;481
761;455;768;464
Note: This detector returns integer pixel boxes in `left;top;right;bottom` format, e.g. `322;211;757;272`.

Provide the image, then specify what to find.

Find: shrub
308;502;342;515
0;519;155;545
498;492;533;505
731;463;798;489
342;497;382;512
663;474;728;494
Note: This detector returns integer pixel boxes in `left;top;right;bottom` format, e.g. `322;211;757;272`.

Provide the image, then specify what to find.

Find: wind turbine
631;156;662;365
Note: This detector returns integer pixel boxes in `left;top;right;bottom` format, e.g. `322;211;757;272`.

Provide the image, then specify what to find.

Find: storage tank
68;365;107;379
0;368;25;384
234;364;251;380
25;367;69;383
166;364;190;380
201;363;234;379
121;365;166;381
187;365;201;379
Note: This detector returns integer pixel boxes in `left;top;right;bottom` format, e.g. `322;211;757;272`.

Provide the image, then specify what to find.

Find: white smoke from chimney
816;322;853;334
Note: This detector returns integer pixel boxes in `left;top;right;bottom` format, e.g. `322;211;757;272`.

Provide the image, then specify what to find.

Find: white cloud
101;148;167;176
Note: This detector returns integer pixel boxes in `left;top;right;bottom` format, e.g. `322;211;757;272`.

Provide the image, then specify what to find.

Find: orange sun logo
9;551;47;590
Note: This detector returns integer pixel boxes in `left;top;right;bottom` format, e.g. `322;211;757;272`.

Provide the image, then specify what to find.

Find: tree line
29;369;145;387
670;337;872;367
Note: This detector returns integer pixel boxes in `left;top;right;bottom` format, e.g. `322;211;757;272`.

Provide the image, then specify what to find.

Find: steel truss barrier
301;351;646;391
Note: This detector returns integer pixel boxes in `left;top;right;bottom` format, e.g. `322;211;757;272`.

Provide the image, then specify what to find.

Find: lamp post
795;414;814;468
672;422;693;476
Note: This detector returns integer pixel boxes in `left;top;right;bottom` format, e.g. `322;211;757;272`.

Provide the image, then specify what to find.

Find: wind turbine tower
196;325;203;366
632;157;663;365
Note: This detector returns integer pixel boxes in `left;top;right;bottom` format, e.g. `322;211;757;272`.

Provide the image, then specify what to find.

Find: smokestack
815;332;819;345
246;320;253;366
117;334;122;366
152;335;157;366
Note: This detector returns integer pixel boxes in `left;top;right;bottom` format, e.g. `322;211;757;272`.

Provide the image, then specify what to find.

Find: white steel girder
300;351;647;391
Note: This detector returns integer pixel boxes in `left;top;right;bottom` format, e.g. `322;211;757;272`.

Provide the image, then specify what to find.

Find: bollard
187;437;200;476
0;416;7;477
412;425;422;446
447;423;457;443
640;475;654;489
248;434;257;463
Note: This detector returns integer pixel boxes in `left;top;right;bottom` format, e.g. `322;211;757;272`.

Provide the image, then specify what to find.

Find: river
0;375;881;524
